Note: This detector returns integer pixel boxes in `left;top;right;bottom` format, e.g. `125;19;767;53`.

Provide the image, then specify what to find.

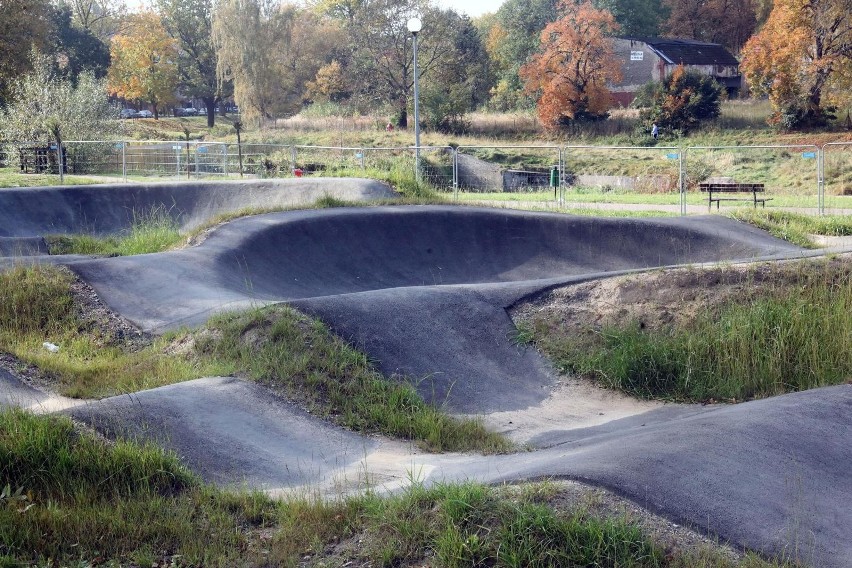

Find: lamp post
407;16;422;181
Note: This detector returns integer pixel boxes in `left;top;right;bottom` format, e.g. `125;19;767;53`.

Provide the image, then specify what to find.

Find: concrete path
1;184;850;566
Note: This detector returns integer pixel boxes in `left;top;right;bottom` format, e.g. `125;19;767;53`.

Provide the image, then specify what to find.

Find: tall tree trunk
204;96;216;127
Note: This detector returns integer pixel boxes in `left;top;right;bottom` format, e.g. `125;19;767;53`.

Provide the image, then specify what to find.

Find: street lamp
407;16;422;180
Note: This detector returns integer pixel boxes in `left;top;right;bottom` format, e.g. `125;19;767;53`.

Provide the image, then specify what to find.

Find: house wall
608;39;742;105
610;38;664;94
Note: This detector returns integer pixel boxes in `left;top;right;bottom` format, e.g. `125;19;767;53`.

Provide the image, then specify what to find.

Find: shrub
641;65;723;136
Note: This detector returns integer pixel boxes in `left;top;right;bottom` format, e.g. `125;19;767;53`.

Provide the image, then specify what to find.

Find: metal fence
6;140;852;216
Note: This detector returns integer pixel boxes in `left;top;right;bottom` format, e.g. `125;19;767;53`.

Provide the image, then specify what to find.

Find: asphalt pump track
1;179;851;566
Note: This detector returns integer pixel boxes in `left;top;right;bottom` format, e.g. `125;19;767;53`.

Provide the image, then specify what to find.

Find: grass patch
45;206;184;256
526;259;852;402
0;410;794;566
0;167;111;188
195;306;511;454
0;264;225;398
731;209;852;247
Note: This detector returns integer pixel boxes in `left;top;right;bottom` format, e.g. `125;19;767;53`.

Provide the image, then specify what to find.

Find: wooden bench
699;182;770;210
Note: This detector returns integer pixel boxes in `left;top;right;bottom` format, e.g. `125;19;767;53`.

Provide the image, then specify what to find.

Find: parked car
138;110;153;118
120;108;139;119
174;107;199;117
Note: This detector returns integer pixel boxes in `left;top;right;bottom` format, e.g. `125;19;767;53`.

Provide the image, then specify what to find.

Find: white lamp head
407;17;422;34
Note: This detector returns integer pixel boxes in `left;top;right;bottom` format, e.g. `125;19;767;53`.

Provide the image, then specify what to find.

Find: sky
436;0;505;17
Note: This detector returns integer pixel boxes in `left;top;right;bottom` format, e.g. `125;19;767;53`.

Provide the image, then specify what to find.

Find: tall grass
0;265;225;398
534;259;852;402
45;206;183;256
196;306;511;453
732;209;852;247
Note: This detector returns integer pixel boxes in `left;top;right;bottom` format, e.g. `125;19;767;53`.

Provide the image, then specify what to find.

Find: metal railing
5;140;851;216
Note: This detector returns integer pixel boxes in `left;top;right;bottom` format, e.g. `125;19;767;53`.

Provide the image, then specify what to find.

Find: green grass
45;206;184;256
0;167;112;187
731;209;852;247
0;264;225;398
196;306;511;453
0;409;794;567
526;259;852;402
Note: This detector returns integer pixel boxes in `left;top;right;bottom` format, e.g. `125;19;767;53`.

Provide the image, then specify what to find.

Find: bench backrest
699;183;765;192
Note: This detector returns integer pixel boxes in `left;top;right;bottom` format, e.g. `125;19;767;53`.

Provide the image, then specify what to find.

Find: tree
107;12;179;119
328;0;467;127
1;50;119;145
50;3;111;82
641;65;722;134
741;0;852;128
213;0;336;123
487;0;558;110
662;0;756;54
0;0;52;105
596;0;667;36
64;0;128;42
156;0;232;127
520;0;621;129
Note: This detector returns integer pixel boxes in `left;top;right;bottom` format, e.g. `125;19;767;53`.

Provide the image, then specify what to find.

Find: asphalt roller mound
0;177;394;253
69;206;803;413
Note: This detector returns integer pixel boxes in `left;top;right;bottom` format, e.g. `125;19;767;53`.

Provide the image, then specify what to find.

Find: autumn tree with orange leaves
107;12;179;119
520;0;621;130
741;0;852;129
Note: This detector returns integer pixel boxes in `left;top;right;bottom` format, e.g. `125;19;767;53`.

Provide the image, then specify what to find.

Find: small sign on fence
198;147;208;153
802;151;816;159
666;153;679;160
172;145;181;150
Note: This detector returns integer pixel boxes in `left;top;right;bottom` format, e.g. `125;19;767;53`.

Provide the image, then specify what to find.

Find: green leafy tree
595;0;667;36
1;50;119;147
0;0;52;105
156;0;232;127
641;65;722;135
50;3;111;82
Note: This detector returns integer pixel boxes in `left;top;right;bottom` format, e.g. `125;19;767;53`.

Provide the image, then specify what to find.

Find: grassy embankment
519;257;852;403
0;264;506;453
0;408;795;567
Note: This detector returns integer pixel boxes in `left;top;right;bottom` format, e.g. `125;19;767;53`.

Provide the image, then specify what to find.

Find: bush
641;65;723;135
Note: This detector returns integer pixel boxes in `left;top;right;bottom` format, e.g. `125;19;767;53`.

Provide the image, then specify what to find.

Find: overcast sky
435;0;504;17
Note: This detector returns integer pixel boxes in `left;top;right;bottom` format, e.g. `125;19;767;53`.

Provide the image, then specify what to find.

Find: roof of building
620;37;740;67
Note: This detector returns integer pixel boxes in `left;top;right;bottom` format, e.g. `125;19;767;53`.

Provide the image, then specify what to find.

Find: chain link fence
455;146;563;206
5;140;852;217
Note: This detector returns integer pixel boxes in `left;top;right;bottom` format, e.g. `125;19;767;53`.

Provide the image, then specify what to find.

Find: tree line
0;0;850;135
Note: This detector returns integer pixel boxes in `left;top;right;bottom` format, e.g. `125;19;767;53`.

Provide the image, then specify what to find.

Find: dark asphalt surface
1;186;849;566
67;377;378;487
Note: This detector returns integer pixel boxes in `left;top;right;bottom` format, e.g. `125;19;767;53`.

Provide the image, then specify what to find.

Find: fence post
223;143;228;177
194;142;200;179
680;148;688;216
818;145;825;216
122;141;127;182
558;147;564;208
452;147;458;200
290;146;297;173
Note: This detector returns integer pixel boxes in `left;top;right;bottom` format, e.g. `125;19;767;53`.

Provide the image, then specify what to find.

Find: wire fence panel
684;145;820;214
8;139;852;217
822;143;852;215
562;145;682;214
455;146;562;208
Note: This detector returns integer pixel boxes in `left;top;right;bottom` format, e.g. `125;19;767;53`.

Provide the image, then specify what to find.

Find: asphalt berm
1;179;850;566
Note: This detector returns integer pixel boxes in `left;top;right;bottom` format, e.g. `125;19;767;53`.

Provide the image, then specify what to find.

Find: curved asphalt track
1;181;850;566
